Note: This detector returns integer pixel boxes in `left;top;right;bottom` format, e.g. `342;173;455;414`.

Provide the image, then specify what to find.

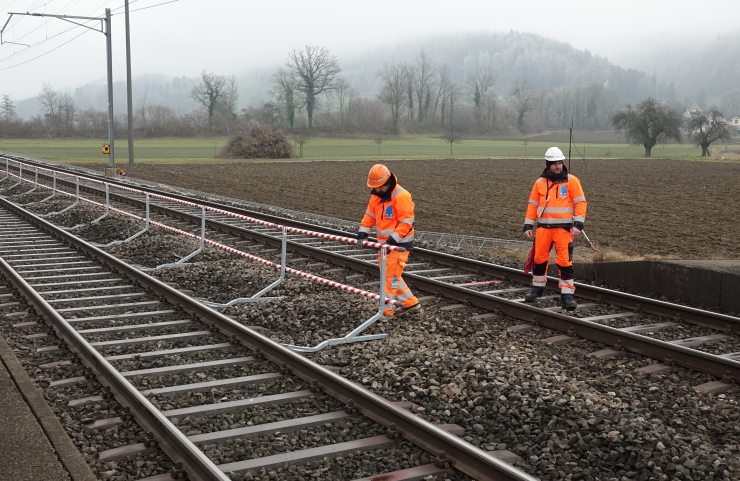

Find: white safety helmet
544;146;566;163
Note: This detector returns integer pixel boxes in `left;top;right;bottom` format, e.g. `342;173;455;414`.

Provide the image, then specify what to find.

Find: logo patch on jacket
385;206;393;219
559;185;567;197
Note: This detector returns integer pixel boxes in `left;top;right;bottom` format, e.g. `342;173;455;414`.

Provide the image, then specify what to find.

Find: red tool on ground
582;229;597;251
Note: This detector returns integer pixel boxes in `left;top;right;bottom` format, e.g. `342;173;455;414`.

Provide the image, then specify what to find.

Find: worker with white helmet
522;147;587;310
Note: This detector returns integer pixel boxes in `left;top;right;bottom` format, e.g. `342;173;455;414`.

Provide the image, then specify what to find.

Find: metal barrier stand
280;245;391;353
138;205;207;271
201;226;288;307
91;192;150;247
0;159;7;182
21;171;56;206
0;162;21;193
10;166;39;197
63;183;111;231
38;175;80;217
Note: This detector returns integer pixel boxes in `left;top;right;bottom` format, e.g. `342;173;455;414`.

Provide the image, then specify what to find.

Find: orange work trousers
532;227;575;295
377;249;418;316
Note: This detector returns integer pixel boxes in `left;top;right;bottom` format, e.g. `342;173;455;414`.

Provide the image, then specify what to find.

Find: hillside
12;31;659;119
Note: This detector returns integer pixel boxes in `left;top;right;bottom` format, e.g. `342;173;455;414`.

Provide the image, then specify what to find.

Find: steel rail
0;197;534;481
3;156;737;335
0;211;229;481
5;159;740;378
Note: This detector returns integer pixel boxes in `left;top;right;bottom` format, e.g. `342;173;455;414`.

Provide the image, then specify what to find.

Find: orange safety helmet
367;164;391;188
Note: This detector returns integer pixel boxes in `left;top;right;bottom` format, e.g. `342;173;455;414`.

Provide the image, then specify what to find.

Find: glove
384;236;399;247
356;232;368;249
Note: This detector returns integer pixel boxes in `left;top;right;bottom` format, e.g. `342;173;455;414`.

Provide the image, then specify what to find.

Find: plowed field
81;158;740;259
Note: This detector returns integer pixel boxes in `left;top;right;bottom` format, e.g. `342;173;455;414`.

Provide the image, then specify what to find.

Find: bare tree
37;82;61;135
190;70;227;127
403;63;416;123
686;107;731;157
612;97;682;157
377;63;407;132
482;91;498;132
136;96;149;130
372;129;384;155
60;93;76;136
346;87;360;131
413;51;435;124
430;65;452;124
1;95;16;120
443;124;463;155
511;79;534;127
286;46;341;129
292;129;310;157
442;82;462;126
218;75;239;134
270;68;299;131
465;66;497;125
334;78;353;133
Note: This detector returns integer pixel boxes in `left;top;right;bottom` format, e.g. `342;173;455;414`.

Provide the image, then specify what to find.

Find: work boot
562;295;577;311
524;287;544;302
395;302;422;317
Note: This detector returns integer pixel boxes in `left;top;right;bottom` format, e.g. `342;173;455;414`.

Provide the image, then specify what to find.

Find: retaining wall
554;261;740;315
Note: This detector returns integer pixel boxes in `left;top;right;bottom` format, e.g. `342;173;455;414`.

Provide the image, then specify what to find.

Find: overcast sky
1;0;739;101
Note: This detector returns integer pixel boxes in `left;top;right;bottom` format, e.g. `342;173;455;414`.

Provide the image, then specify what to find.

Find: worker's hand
571;227;582;237
525;230;534;239
356;232;368;249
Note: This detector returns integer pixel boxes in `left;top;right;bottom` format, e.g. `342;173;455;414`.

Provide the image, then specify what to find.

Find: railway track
1;155;740;480
0;186;535;479
2;156;739;387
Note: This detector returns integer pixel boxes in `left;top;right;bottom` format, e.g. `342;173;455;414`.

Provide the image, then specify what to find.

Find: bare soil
80;158;740;259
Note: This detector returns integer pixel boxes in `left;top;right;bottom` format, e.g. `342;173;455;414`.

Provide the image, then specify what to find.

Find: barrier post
200;225;288;306
21;170;57;206
39;175;80;217
138;204;207;271
0;162;22;192
91;192;150;247
281;246;391;353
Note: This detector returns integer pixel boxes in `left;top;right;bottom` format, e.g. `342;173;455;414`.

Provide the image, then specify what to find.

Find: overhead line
0;25;89;70
0;0;98;51
111;0;177;15
0;0;114;58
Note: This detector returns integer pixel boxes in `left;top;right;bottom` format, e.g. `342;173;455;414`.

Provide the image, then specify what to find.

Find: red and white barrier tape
3;168;399;306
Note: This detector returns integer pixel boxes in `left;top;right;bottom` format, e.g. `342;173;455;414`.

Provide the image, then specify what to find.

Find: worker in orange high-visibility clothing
357;164;421;317
523;147;587;310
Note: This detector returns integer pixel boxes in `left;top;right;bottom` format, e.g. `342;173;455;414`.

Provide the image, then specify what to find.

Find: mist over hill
10;30;739;119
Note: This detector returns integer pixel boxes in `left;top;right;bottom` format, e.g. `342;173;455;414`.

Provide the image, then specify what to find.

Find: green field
1;136;738;164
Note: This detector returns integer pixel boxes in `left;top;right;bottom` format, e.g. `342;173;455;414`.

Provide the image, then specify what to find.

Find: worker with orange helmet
523;147;587;310
357;164;421;317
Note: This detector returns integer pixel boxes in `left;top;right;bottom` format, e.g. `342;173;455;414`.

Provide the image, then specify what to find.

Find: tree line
1;45;739;144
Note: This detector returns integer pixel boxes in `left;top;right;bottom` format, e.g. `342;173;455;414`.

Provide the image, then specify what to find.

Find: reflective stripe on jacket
525;173;586;230
359;184;415;250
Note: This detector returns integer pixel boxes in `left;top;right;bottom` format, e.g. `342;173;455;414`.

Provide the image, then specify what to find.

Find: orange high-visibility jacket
525;169;587;230
359;182;415;250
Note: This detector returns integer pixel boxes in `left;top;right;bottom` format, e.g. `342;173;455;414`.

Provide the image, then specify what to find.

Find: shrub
219;125;294;159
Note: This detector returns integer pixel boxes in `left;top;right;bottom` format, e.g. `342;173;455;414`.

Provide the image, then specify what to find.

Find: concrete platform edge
562;260;740;315
0;335;97;481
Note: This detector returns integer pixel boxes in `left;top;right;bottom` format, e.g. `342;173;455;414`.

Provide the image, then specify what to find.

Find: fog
1;0;739;105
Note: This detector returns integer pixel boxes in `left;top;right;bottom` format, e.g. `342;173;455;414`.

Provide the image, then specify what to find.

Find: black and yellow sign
102;144;110;154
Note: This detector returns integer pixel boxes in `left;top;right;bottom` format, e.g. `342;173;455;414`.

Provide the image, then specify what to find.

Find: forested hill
339;31;656;103
628;31;740;105
12;31;663;117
